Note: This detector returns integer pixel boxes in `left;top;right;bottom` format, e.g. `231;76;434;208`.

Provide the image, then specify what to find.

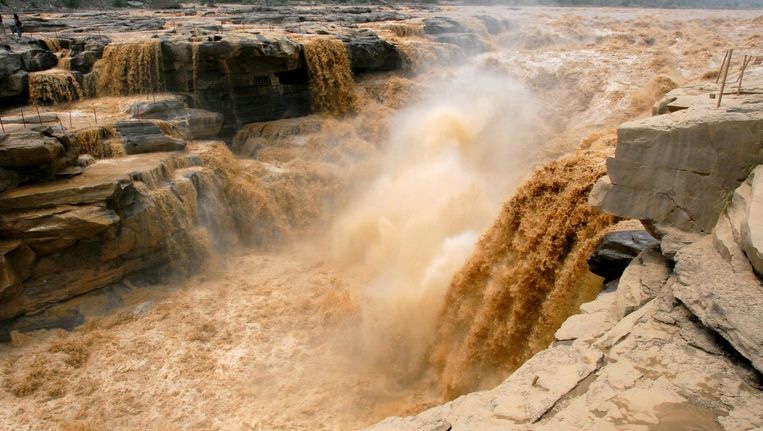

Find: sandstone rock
0;131;64;170
741;165;763;277
126;96;187;118
125;98;224;140
181;109;224;139
149;0;180;9
0;205;119;242
0;168;22;194
673;236;763;373
491;344;603;422
476;15;506;34
590;103;763;233
115;120;187;154
588;230;659;281
67;36;111;74
0;163;136;211
611;247;671;320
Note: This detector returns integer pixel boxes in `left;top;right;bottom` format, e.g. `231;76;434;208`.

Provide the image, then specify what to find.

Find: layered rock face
589;85;763;233
0;141;259;339
161;37;310;134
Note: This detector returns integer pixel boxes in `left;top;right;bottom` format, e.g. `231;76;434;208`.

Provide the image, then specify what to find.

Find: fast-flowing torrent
95;41;164;96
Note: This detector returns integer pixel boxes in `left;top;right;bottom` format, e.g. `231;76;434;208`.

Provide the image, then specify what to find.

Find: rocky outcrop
161;37;309;134
589;90;763;233
115;120;186;154
339;30;404;74
126;96;224;140
0;142;260;336
0;129;81;185
1;44;36;105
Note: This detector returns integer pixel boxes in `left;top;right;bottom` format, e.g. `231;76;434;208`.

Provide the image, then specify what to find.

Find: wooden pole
716;50;730;83
717;49;733;108
20;109;26;128
0;116;5;134
93;108;98;125
737;55;752;96
35;106;42;124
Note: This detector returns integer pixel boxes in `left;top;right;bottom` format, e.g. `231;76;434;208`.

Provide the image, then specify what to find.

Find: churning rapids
0;5;759;430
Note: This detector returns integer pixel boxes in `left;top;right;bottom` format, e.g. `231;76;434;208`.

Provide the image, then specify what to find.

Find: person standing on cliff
12;13;22;38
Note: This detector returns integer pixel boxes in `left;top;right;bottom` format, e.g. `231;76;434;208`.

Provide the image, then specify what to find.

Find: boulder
115;120;186;154
741;165;763;276
181;109;224;139
587;230;659;281
476;15;506;34
67;36;111;74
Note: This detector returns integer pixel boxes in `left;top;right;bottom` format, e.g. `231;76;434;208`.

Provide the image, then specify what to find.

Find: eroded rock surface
590;90;763;233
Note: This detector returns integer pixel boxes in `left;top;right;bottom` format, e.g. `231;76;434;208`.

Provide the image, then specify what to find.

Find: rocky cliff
365;82;763;430
2;26;402;135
